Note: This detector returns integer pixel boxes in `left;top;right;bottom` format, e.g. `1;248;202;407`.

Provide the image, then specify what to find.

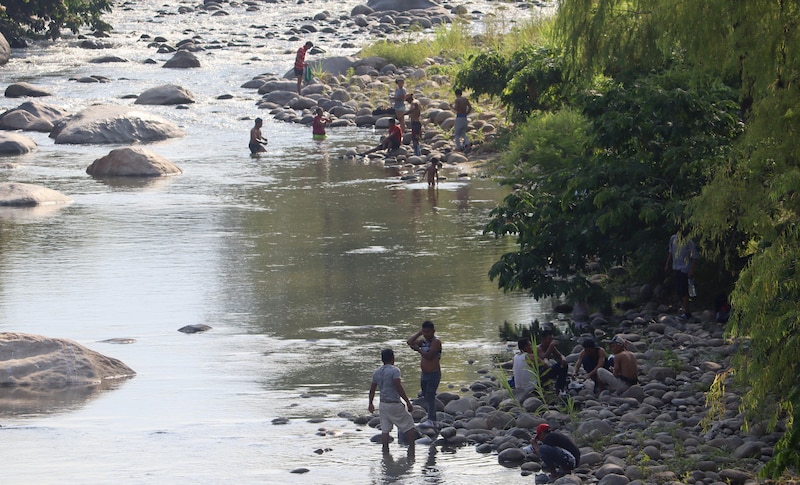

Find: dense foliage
455;46;570;122
467;0;800;478
484;71;741;301
0;0;111;40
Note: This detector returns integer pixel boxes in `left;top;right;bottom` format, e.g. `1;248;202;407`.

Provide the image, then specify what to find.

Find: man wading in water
407;320;442;428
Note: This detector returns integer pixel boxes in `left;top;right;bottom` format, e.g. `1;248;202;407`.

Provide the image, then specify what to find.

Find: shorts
674;270;689;297
249;142;264;154
411;121;422;137
294;67;304;77
379;401;414;434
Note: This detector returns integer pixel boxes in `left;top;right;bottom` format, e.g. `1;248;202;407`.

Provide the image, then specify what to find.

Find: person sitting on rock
572;338;610;394
512;337;536;401
360;118;402;156
597;335;639;393
537;329;568;395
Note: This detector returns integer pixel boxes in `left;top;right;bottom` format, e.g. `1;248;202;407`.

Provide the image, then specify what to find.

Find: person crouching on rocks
360;118;402;156
530;423;581;481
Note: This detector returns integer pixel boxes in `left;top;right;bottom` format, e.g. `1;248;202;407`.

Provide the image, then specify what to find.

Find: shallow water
0;1;553;483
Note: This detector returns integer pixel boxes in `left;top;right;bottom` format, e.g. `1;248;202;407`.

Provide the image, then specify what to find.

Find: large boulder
308;56;357;77
162;50;201;68
0;182;71;206
0;132;37;154
0;101;70;132
86;146;183;177
0;332;135;388
134;84;195;105
50;105;185;144
5;82;52;98
0;32;10;65
366;0;441;11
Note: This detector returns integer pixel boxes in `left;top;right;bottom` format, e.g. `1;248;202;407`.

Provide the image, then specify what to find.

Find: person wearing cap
368;348;417;453
530;423;581;480
597;335;639;393
572;338;609;394
391;78;407;133
537;329;569;395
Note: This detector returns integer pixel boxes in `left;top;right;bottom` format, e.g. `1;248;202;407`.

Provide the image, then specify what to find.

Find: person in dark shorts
249;118;267;154
294;41;313;95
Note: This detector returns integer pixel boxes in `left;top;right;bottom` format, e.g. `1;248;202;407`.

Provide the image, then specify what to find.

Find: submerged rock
0;182;71;206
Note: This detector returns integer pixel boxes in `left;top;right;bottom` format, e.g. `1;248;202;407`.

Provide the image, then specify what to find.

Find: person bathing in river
312;107;332;140
249;118;268;154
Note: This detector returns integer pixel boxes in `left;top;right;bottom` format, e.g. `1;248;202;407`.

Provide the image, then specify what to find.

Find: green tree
486;73;741;304
553;0;800;477
0;0;112;40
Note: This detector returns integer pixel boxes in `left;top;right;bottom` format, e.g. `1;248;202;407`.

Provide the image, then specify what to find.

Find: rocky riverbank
342;304;782;485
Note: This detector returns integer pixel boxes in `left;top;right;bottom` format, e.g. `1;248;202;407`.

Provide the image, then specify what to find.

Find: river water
0;1;553;483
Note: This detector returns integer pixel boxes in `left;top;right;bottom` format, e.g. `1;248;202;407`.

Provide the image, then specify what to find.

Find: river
0;1;554;483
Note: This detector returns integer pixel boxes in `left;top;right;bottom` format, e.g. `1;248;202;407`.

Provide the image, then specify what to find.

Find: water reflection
0;203;71;222
380;448;416;484
0;378;132;417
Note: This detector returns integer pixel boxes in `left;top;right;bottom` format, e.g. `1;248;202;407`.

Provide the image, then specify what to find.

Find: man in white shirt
512;338;535;400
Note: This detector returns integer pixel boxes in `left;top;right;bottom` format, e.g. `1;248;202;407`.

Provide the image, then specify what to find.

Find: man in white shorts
368;348;417;452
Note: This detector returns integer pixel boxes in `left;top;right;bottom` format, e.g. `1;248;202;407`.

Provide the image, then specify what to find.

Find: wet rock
0;33;10;65
0;182;70;206
0;133;37;154
162;50;200;68
5;82;52;98
87;147;183;177
178;324;212;334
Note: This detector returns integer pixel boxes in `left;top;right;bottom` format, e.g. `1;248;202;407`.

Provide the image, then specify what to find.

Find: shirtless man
452;88;472;152
597;335;639;393
249;118;268;154
406;92;422;156
407;320;442;427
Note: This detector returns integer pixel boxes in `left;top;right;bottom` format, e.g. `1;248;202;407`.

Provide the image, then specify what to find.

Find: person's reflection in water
427;185;438;209
381;448;415;483
422;446;442;481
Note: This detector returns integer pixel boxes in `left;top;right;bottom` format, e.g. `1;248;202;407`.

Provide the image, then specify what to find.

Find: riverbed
0;1;554;483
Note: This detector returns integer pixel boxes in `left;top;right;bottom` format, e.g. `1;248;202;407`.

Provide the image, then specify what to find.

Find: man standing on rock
294;41;313;95
368;348;417;453
406;92;422;156
452;88;472;153
597;335;638;394
407;320;441;428
530;423;580;480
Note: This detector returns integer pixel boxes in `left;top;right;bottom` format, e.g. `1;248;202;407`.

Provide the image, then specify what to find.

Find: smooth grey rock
0;132;37;154
162;50;200;68
0;182;70;206
135;84;195;105
86;147;183;177
0;32;10;65
5;82;52;98
0;332;135;388
51;105;185;144
178;324;212;334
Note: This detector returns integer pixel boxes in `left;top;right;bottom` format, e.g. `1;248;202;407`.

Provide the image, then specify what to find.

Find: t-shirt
372;364;402;403
543;431;581;465
388;124;402;144
295;46;308;70
393;86;407;111
312;115;326;136
668;234;698;273
512;352;533;392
